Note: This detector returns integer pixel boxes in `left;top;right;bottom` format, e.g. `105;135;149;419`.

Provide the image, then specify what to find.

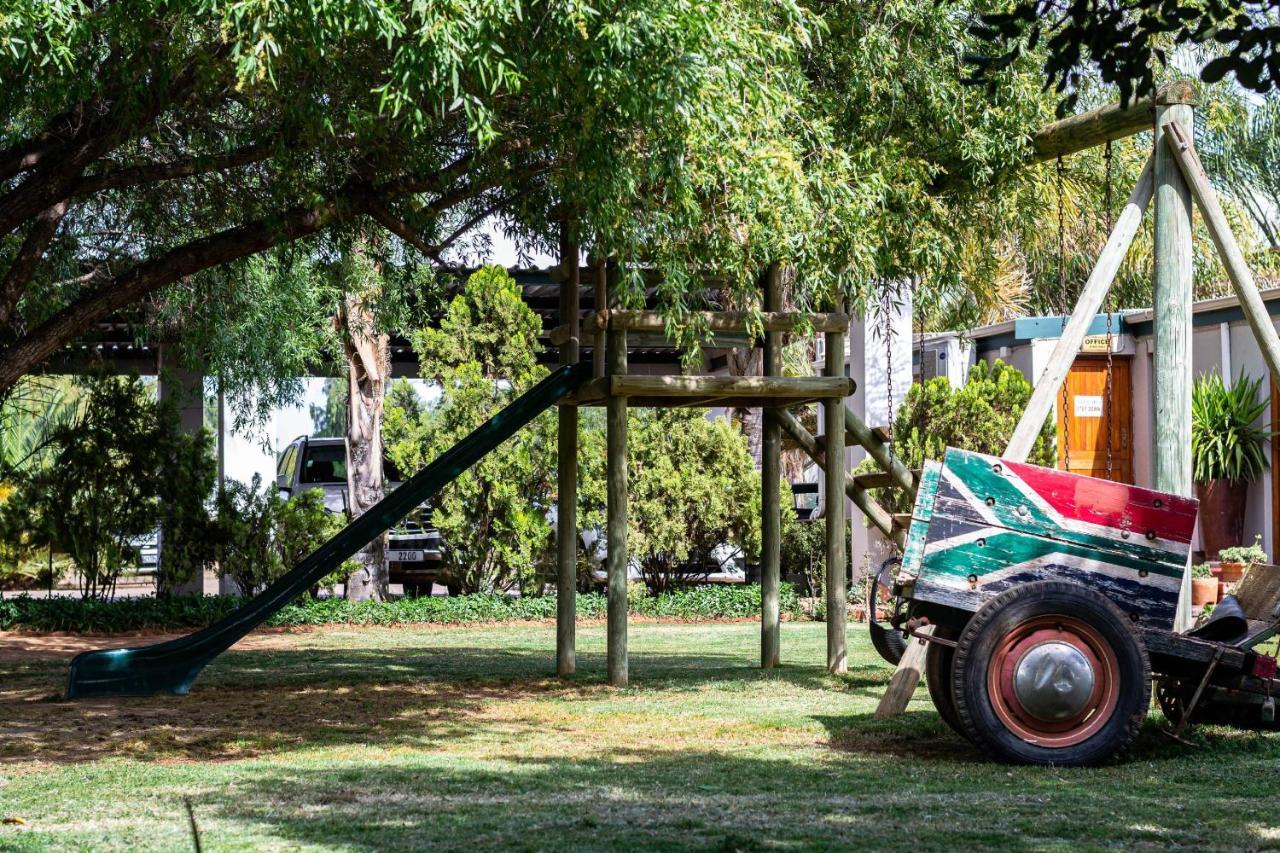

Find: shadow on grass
1;643;882;766
190;741;1280;851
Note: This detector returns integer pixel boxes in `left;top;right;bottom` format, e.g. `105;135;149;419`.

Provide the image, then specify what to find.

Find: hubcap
987;615;1121;748
1013;641;1096;722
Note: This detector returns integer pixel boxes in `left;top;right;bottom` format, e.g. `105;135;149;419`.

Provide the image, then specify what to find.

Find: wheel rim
987;615;1121;748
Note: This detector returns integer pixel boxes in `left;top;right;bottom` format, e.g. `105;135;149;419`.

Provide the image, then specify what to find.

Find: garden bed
0;583;800;634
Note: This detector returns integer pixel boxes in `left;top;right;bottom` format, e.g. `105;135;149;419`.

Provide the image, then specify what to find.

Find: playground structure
63;80;1280;768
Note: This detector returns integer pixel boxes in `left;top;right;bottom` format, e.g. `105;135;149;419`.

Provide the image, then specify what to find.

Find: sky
221;224;557;487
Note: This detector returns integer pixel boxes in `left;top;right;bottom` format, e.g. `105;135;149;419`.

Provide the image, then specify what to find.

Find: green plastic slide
66;363;591;699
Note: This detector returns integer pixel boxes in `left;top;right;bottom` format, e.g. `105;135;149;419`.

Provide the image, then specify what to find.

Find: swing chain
1057;155;1071;473
882;285;894;442
1103;141;1116;480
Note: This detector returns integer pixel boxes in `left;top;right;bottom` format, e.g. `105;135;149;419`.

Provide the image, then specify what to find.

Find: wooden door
1055;357;1133;483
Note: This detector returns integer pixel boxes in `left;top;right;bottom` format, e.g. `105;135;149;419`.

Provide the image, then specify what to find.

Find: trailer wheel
924;625;967;740
951;581;1150;766
868;557;907;665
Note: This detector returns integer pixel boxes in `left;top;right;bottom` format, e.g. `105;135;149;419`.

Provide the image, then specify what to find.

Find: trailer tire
951;581;1150;766
924;625;967;740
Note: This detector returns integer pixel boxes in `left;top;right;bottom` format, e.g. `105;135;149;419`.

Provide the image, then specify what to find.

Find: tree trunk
342;289;391;601
728;345;764;466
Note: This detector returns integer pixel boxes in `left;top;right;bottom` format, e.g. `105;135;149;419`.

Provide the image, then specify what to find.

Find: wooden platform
561;375;854;408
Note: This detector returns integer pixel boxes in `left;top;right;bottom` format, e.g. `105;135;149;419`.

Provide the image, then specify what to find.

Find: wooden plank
825;315;848;674
892;513;913;530
608;309;849;334
875;624;935;719
1004;156;1155;462
556;230;579;677
610;375;853;399
1153;96;1197;634
761;265;782;670
1233;564;1280;622
776;407;902;544
843;406;914;492
775;407;823;464
852;470;921;489
1029;81;1195;164
1143;628;1249;671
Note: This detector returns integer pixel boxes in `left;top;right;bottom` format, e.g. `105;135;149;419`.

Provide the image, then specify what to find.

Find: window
301;444;347;484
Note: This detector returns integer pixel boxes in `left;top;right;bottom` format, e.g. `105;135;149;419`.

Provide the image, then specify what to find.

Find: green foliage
1191;372;1273;484
309;378;348;439
578;408;778;594
385;267;554;594
0;375;217;599
0;584;800;633
860;360;1055;514
0;0;1069;400
1219;534;1268;566
213;476;346;597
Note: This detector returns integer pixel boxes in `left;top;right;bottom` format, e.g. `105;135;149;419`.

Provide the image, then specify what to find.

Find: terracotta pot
1196;479;1249;561
1191;577;1219;607
1218;562;1247;584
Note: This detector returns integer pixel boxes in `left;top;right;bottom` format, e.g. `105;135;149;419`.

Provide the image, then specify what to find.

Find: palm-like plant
1197;98;1280;252
0;377;83;478
1191;372;1273;484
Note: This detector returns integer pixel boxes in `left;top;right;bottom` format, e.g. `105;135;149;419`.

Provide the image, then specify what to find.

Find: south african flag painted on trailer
899;448;1198;631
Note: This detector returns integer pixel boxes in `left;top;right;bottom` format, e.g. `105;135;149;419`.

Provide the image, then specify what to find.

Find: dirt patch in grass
0;630;315;662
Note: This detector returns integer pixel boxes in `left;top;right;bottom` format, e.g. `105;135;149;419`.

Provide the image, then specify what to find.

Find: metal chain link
882;285;894;442
1103;141;1116;480
1057;155;1071;473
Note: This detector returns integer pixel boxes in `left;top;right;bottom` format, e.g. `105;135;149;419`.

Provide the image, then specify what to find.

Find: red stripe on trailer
1003;460;1198;544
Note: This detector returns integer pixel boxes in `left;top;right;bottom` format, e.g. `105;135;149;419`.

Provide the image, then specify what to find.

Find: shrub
213;476;347;596
858;359;1055;513
1192;372;1273;484
0;375;218;599
0;583;801;633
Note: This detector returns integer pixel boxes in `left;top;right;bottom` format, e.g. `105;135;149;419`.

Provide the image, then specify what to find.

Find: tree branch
0;201;69;326
72;142;275;197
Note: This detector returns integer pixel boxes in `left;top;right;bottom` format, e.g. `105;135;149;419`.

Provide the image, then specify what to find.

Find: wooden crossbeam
1029;81;1195;164
607;310;849;334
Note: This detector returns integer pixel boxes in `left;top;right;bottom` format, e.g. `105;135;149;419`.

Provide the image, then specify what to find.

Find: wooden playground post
761;264;782;669
824;300;848;674
605;264;629;687
1152;88;1196;498
1153;88;1196;631
556;229;579;677
592;258;607;378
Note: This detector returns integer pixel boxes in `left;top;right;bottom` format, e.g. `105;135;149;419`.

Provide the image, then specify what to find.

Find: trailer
884;447;1280;766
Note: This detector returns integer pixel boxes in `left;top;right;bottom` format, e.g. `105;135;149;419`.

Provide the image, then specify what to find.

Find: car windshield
300;445;346;484
300;444;402;484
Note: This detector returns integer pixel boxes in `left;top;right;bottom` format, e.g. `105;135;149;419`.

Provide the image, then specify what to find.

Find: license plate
390;550;424;562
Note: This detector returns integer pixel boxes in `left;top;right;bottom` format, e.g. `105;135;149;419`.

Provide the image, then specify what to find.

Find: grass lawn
3;620;1280;851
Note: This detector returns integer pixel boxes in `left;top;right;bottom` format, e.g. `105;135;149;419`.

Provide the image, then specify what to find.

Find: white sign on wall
1073;395;1104;418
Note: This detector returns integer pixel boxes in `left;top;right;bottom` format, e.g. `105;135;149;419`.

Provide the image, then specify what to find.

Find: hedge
0;583;800;634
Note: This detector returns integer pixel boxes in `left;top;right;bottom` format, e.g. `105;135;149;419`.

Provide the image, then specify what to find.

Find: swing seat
1189;563;1280;649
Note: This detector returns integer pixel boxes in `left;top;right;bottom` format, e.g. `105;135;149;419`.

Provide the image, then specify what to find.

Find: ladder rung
892;513;913;529
850;469;923;490
870;426;892;444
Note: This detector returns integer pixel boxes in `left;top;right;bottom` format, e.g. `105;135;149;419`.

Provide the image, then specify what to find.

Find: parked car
276;435;449;594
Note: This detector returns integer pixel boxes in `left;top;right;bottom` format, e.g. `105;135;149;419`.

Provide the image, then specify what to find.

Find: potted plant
1191;372;1273;561
1191;562;1220;608
1217;535;1268;585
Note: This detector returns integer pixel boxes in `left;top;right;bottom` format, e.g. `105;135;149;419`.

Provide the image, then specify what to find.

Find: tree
967;1;1280;108
0;0;874;397
309;379;347;439
578;408;778;595
858;360;1056;515
0;375;217;599
384;267;555;594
